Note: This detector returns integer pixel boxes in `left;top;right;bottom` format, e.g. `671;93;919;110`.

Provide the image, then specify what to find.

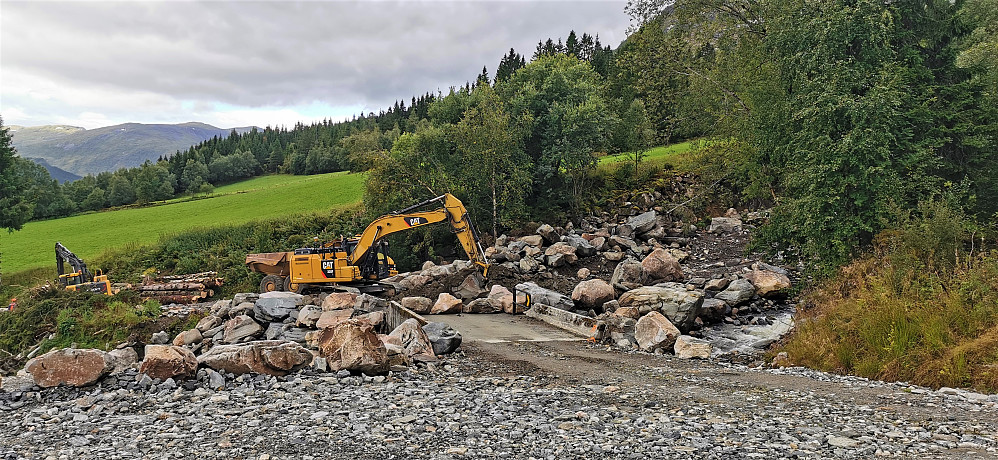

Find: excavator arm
55;242;92;281
350;194;490;275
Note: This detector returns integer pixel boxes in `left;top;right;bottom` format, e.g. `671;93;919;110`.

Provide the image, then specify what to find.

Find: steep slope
24;157;82;183
10;122;256;176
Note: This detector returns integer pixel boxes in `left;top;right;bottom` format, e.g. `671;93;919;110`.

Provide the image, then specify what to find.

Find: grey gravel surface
2;341;998;459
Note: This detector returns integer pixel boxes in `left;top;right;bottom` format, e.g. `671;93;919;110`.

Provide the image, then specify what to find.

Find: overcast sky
1;1;631;130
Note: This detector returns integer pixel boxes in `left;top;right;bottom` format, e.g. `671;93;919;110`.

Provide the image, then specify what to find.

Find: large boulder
463;298;502;314
107;347;139;374
322;292;359;311
487;285;516;313
316;308;355;329
353;293;387;313
223;315;263;343
452;273;487;300
699;298;730;323
674;335;712;359
628;210;658;234
618;283;703;332
195;315;223;333
744;269;791;297
641;248;683;283
536;224;560;244
354;311;385;328
382;342;412;369
140;345;197;381
709;217;742;234
387;319;437;362
714;279;755;306
172;329;203;347
430;293;463;315
562;235;597;258
296;304;324;328
518;257;540;274
277;326;309;343
25;348;112;388
544;242;578;267
400;296;433;314
422;262;461;278
198;341;311;376
609;235;639;253
265;322;286;340
611;259;647;290
254;291;302;322
422;322;463;355
519;235;544;247
227;302;255;319
231;292;260;306
514;282;575;311
398;274;432;291
634;312;681;352
316;320;389;375
571;279;616;309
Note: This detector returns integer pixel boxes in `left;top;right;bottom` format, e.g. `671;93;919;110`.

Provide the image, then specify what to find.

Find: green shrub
777;202;998;391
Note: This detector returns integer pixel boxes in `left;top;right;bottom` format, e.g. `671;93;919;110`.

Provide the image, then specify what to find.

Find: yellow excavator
246;193;489;294
55;242;112;295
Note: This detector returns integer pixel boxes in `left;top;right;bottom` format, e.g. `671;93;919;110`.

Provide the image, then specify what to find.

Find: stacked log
137;272;224;304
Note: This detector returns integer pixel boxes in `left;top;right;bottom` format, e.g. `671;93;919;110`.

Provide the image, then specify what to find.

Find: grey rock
254;291;303;322
628;210;658;234
709;217;742;234
562;235;597;258
231;292;260;306
618;283;703;332
422;322;462;355
715;279;755;306
150;331;170;345
514;282;575;311
207;369;225;390
536;223;560;244
610;258;646;290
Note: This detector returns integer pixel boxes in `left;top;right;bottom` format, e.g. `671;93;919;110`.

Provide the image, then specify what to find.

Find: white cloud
0;1;630;129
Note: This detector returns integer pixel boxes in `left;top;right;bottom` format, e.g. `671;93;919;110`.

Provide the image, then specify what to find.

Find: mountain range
9;122;256;177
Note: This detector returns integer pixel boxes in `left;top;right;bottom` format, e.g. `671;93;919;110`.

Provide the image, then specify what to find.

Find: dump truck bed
245;252;291;276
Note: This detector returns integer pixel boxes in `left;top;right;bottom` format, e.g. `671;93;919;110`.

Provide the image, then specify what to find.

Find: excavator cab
59;272;83;288
55;242;112;295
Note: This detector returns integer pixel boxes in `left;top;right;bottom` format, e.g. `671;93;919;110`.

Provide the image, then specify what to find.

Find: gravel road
2;340;997;459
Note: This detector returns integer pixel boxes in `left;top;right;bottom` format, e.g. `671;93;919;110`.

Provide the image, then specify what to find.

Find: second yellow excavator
246;193;489;294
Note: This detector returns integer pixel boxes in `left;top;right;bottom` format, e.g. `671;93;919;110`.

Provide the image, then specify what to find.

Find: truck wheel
260;275;283;293
285;277;308;294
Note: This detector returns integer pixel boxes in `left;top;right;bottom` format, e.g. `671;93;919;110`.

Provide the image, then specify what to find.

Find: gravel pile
3;350;997;460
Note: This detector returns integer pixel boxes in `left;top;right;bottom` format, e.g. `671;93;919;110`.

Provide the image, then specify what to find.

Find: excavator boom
350;194;490;274
247;192;490;294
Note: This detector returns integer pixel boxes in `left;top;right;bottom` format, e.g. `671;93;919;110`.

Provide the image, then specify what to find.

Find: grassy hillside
776;204;998;392
0;172;366;276
598;141;695;169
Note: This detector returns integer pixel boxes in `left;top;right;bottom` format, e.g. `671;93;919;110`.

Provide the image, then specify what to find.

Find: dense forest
2;0;996;274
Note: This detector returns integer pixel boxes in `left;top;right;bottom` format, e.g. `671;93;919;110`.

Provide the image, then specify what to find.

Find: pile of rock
382;203;793;360
20;290;464;389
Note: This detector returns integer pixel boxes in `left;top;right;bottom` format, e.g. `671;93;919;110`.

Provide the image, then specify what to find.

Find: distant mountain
9;122;257;176
25;157;82;183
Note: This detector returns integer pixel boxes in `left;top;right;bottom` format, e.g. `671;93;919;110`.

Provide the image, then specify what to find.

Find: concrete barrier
524;303;596;338
385;301;428;332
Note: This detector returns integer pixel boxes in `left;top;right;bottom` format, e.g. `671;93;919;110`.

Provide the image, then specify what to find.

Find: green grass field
598;141;695;171
0;172;366;274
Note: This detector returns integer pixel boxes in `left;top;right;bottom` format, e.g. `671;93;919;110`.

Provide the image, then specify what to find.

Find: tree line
3;1;996;273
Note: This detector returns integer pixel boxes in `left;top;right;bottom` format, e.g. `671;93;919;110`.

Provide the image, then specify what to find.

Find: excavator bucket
245;252;291;276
